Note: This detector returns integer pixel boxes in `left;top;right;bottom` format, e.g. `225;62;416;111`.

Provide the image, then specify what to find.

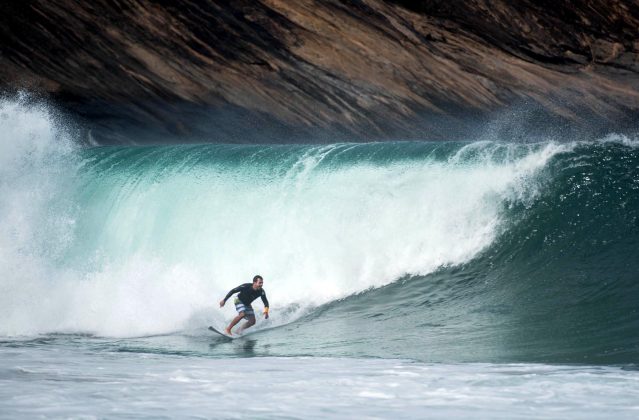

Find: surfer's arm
261;292;269;318
221;285;242;304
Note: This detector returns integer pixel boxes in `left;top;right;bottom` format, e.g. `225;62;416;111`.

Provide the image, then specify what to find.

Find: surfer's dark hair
253;275;263;283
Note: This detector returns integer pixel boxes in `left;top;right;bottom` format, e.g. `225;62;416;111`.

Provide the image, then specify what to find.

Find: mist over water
1;96;638;365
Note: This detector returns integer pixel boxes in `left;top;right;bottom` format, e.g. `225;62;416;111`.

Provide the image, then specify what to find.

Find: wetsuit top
223;283;269;308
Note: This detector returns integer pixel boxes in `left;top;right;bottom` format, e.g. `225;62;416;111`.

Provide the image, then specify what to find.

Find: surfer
219;275;270;335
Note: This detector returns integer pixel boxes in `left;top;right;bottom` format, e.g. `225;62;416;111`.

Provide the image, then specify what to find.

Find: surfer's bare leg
225;313;245;335
238;315;256;333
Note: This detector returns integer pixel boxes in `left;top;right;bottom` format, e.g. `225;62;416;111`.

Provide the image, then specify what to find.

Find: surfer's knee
247;316;256;326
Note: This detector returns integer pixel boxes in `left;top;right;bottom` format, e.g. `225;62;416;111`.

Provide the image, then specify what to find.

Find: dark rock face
392;1;639;66
1;0;638;144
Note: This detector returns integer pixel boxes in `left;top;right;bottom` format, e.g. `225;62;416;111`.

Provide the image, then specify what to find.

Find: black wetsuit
223;283;269;308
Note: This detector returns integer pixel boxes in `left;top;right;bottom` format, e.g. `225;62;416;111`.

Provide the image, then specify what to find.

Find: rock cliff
1;0;638;143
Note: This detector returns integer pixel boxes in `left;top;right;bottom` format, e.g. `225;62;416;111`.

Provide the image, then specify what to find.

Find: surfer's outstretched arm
219;285;242;307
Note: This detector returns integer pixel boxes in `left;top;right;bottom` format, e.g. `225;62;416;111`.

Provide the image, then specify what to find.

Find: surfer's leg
228;298;251;334
239;315;256;332
238;304;256;333
226;313;244;335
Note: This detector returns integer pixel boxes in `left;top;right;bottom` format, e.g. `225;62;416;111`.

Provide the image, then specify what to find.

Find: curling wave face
1;97;638;363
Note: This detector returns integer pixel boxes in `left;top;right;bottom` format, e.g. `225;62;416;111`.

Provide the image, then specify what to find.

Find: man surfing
219;275;269;335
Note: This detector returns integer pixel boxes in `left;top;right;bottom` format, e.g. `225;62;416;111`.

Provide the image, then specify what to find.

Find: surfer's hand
219;300;225;307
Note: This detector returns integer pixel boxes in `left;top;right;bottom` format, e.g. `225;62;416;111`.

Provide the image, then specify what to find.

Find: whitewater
1;96;638;418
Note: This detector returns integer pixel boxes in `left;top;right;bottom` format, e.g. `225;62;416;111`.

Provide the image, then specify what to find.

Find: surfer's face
253;279;264;290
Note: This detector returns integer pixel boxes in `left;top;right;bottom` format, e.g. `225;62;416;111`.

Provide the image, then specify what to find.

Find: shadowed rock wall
1;0;638;143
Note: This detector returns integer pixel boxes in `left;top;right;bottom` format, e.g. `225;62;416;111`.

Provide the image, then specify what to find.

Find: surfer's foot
225;327;233;335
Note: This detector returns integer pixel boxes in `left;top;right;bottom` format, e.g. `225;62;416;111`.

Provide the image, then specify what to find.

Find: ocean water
1;96;638;418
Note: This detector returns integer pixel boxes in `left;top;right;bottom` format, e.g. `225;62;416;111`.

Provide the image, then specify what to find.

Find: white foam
0;95;78;335
598;133;639;148
2;347;639;418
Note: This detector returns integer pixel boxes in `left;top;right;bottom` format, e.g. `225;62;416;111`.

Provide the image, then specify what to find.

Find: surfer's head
253;275;264;290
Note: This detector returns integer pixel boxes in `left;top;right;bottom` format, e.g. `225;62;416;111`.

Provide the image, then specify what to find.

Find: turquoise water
1;97;639;417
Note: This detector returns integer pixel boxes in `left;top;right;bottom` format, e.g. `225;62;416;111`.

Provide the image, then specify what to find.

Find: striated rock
1;0;638;144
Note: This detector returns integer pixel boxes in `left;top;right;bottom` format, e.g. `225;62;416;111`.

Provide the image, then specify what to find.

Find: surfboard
208;325;233;339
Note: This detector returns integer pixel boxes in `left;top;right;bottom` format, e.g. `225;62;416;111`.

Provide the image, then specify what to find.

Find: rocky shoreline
1;0;638;143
